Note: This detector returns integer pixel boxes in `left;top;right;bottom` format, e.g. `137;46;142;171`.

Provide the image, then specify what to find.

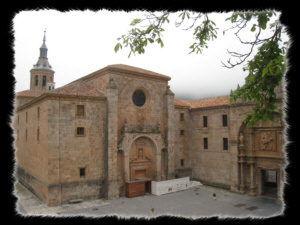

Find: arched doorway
129;136;156;181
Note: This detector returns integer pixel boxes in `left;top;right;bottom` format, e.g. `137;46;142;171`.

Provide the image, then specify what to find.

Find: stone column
104;78;119;199
238;146;246;193
165;85;175;180
248;128;256;196
248;158;256;196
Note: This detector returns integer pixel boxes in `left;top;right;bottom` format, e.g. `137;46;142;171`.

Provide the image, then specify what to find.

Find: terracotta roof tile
50;81;105;97
107;64;171;80
174;98;191;108
16;89;45;97
174;95;231;109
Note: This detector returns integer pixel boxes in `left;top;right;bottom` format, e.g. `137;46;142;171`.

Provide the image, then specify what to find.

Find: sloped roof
174;95;231;109
174;98;191;108
16;89;45;98
72;64;171;83
107;64;171;80
50;81;105;97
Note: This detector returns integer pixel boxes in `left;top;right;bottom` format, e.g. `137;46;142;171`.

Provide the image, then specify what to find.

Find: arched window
35;75;38;86
42;75;46;86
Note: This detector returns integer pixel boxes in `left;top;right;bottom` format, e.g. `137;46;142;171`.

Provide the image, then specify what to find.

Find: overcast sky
13;10;287;100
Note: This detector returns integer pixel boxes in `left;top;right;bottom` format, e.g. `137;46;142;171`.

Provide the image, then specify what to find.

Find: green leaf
148;38;154;43
114;43;121;53
251;24;256;32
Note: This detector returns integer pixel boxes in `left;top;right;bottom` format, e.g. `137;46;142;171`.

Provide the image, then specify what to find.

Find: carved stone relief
260;132;276;151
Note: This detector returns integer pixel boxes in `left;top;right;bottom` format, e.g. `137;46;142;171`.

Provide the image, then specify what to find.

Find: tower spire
30;30;55;91
32;30;53;70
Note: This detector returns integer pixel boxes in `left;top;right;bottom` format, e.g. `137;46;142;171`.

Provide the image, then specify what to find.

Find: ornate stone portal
237;113;284;199
129;137;155;181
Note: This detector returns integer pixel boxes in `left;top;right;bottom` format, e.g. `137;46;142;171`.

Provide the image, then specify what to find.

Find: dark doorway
262;170;278;198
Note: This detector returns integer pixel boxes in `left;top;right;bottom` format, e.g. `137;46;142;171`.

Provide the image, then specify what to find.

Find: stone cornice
17;92;106;112
70;66;171;84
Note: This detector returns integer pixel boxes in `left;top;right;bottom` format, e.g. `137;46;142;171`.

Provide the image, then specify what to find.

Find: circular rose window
132;90;146;107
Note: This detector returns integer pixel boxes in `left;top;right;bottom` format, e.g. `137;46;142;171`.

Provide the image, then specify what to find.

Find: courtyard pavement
14;181;284;219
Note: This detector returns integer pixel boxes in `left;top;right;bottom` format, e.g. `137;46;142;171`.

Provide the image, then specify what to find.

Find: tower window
35;75;38;86
180;130;185;136
42;75;46;86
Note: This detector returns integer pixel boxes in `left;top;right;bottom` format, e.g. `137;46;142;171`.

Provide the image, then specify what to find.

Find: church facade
13;34;286;206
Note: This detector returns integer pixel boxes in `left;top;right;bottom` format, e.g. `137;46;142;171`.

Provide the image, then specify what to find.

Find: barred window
180;113;184;121
76;105;85;118
76;127;85;136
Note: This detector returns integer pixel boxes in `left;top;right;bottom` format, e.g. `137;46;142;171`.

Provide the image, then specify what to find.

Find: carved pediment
130;155;152;163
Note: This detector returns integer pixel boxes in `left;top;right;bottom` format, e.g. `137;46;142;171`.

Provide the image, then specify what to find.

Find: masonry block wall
14;99;49;203
190;106;232;189
47;97;107;205
174;107;192;178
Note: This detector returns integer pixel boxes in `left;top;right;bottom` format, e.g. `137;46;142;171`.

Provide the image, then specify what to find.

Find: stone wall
14;99;50;202
189;106;232;188
174;107;191;174
46;97;107;204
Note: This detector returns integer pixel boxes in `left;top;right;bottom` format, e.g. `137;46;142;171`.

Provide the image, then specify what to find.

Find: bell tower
30;30;55;91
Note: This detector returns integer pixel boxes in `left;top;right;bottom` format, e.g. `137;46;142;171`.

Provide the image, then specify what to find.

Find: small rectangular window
79;168;86;177
180;113;184;121
203;138;208;149
76;127;85;136
180;159;184;167
76;105;85;118
37;128;40;142
180;130;185;136
203;116;207;127
37;107;40;119
222;115;228;127
223;138;228;150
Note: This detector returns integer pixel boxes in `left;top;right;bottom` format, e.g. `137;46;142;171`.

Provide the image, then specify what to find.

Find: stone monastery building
14;33;285;206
